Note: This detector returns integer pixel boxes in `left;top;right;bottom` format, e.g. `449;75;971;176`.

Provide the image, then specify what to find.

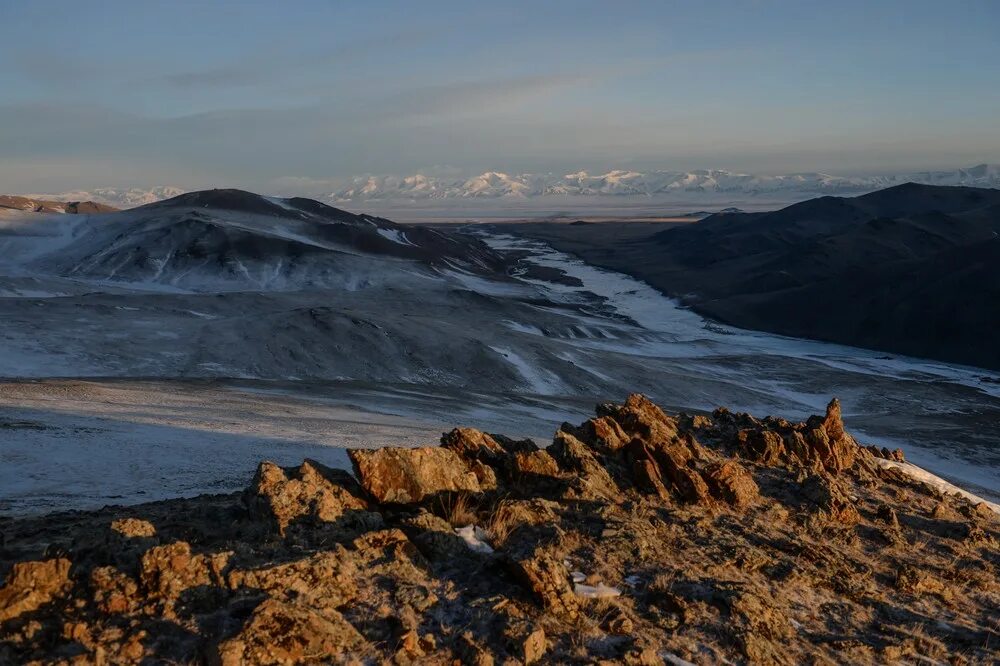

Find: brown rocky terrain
1;395;998;664
0;196;118;214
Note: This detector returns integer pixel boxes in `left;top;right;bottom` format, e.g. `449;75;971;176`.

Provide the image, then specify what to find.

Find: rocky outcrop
2;394;998;665
110;517;156;538
245;459;369;535
349;447;485;503
718;398;868;474
0;558;71;623
216;598;368;665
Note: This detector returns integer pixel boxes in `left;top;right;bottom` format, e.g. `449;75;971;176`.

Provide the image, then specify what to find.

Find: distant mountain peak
15;164;1000;209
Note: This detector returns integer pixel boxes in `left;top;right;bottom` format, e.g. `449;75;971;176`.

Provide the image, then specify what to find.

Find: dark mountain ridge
508;183;1000;370
35;189;506;290
0;195;118;214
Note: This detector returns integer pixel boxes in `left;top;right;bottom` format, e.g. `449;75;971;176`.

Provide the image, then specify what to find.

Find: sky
0;0;998;194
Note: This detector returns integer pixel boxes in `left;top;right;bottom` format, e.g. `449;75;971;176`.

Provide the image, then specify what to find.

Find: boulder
90;566;140;614
441;427;506;460
737;429;786;466
506;546;579;619
110;518;157;538
216;598;368;665
228;551;357;608
599;393;680;445
514;450;561;479
139;541;229;604
704;461;759;510
523;628;547;664
245;459;369;535
548;430;620;501
576;416;631;452
349;447;484;504
0;558;71;623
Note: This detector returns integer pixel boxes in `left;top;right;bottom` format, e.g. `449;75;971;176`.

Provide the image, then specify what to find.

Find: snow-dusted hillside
1;189;502;292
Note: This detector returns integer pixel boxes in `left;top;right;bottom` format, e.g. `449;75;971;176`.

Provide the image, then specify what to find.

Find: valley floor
0;379;589;515
1;220;999;514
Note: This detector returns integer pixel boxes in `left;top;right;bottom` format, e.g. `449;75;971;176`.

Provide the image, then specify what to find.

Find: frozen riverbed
476;231;1000;501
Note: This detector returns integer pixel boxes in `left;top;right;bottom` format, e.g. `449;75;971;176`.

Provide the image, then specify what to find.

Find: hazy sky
1;0;998;193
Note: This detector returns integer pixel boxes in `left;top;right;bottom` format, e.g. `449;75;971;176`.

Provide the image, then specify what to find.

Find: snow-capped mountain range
24;186;187;209
26;164;999;208
328;164;1000;201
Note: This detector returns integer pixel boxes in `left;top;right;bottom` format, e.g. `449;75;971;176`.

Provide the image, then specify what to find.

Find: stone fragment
523;628;546;665
110;518;157;538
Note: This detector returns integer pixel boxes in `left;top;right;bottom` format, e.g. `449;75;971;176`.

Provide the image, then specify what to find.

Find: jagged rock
729;399;863;475
866;445;905;462
514;450;561;478
441;427;506;460
523;627;547;664
110;518;156;538
737;428;786;465
402;511;472;562
548;430;620;501
5;393;998;665
0;558;71;623
679;413;713;431
800;475;860;525
216;598;368;665
703;461;759;510
228;551;357;607
799;399;859;473
506;541;579;619
599;393;680;444
627;439;671;500
90;566;139;614
349;447;484;503
576;416;631;452
139;541;229;603
245;459;369;535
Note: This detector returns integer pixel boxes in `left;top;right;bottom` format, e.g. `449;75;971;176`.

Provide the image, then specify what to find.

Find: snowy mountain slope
2;189;504;292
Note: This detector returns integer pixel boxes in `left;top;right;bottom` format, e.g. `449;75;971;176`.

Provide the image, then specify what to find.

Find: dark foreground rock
1;395;998;664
